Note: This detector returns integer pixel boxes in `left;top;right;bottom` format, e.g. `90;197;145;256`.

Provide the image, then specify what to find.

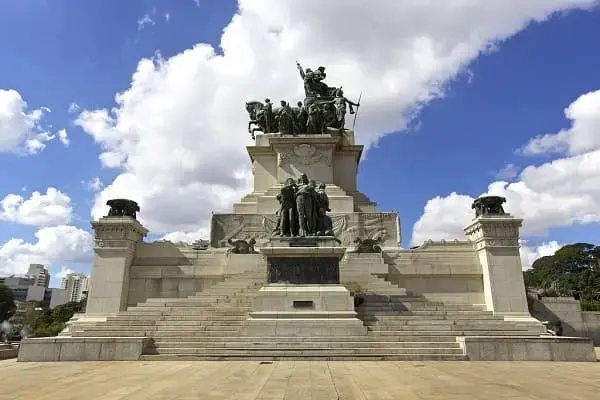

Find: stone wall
386;240;484;304
528;296;600;344
126;242;262;306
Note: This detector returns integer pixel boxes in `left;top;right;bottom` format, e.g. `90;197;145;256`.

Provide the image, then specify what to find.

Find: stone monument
17;62;596;363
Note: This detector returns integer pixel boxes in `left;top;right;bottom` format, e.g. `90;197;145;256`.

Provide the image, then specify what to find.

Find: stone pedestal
86;217;149;314
464;215;536;322
245;245;367;336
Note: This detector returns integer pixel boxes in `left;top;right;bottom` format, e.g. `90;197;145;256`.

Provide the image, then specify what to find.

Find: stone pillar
464;214;534;321
86;216;149;314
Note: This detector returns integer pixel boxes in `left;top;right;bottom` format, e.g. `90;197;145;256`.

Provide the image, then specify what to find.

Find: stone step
360;314;500;321
153;341;461;349
139;354;467;361
96;320;247;327
358;305;484;311
128;306;252;312
367;323;537;331
358;310;493;316
150;347;464;356
367;330;538;336
151;335;459;343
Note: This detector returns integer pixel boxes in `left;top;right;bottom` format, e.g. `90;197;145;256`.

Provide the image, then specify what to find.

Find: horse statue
245;101;280;139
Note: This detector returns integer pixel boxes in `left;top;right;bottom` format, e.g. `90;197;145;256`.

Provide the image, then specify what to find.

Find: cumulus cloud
0;89;62;154
157;228;210;244
522;90;600;156
0;225;93;276
75;0;598;238
0;188;72;227
495;163;519;180
82;177;103;192
412;89;600;245
520;240;562;270
57;128;69;146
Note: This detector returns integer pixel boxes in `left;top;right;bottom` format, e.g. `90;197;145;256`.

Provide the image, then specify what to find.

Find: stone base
246;284;367;337
266;236;342;248
0;344;18;360
17;337;151;362
457;336;596;361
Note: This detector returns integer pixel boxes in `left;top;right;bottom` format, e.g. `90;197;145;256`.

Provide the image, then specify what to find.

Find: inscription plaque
293;301;314;308
267;257;340;284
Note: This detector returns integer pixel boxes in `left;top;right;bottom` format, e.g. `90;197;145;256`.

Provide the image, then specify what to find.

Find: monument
17;62;596;362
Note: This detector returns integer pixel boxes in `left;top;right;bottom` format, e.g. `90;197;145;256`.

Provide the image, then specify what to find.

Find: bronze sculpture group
272;173;334;237
105;199;140;219
246;61;360;139
472;196;507;217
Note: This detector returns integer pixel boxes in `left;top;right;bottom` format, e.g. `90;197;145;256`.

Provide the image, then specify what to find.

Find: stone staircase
68;260;545;361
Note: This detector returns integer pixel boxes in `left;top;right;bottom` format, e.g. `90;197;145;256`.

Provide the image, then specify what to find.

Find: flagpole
352;91;362;132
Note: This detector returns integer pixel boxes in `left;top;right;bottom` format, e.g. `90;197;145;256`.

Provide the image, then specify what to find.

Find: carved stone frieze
277;143;332;167
210;212;401;248
91;218;149;245
464;217;523;249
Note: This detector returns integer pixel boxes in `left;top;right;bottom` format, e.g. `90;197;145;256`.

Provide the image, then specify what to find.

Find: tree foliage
0;283;16;322
524;243;600;309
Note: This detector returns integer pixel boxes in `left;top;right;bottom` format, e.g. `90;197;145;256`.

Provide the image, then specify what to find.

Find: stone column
464;214;534;321
86;216;149;314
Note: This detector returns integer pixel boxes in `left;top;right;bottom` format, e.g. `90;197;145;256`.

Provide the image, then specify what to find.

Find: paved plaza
2;358;599;400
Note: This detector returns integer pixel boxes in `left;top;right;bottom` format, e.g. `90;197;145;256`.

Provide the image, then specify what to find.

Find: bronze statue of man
278;100;294;135
278;178;298;236
296;175;317;236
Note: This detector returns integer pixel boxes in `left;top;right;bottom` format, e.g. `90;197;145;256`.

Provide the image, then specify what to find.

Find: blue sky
1;1;600;287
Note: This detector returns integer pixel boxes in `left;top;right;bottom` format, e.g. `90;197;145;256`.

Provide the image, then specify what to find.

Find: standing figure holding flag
318;87;361;130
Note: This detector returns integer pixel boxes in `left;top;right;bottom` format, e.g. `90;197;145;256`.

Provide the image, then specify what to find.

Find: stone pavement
1;359;599;400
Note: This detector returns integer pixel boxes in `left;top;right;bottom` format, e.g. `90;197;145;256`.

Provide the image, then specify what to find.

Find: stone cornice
464;215;523;250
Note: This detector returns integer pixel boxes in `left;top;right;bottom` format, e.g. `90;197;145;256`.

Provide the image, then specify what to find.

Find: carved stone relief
277;144;332;167
210;212;400;248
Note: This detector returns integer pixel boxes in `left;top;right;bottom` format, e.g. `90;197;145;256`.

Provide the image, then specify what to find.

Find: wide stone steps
367;330;538;336
153;341;460;349
150;335;459;343
149;347;464;356
139;354;467;361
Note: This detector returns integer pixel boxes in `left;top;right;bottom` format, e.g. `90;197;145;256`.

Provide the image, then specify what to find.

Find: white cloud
520;240;562;270
411;193;474;246
57;128;69;146
193;0;200;7
75;0;599;238
0;89;60;154
82;177;103;192
165;12;171;22
522;90;600;156
412;89;600;245
495;163;519;180
54;266;74;280
0;188;72;227
137;8;157;31
158;229;210;244
68;102;80;114
0;225;93;276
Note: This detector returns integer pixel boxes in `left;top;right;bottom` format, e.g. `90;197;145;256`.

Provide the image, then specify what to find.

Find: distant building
60;273;89;303
27;264;50;288
0;271;67;309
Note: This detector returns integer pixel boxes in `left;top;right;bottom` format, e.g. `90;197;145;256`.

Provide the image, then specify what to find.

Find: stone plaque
267;257;340;284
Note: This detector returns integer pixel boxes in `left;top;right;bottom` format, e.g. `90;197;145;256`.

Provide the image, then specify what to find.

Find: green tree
524;243;600;309
0;283;16;322
51;301;83;324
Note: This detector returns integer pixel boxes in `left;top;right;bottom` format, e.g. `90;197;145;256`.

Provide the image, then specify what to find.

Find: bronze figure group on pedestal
272;173;334;237
246;61;360;139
